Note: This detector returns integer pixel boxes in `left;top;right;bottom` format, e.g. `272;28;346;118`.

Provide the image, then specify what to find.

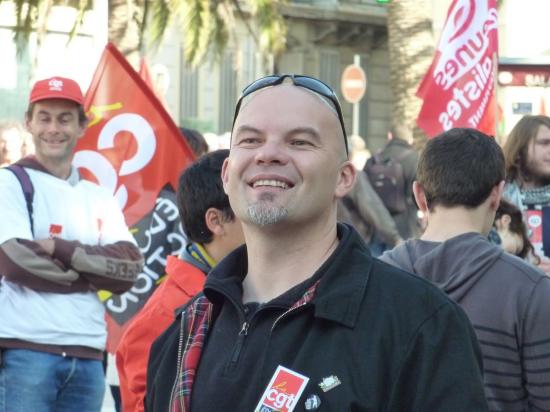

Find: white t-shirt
0;166;134;350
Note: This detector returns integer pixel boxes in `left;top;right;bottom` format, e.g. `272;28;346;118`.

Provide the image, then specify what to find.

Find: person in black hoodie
145;75;488;412
381;128;550;412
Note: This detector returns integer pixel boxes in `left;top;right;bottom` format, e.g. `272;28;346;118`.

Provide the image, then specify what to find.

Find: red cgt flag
74;43;195;352
416;0;498;138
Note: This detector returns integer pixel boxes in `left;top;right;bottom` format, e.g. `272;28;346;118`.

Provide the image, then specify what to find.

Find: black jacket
146;225;488;411
377;138;420;240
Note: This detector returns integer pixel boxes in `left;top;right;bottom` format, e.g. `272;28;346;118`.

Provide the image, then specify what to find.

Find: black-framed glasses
231;74;349;157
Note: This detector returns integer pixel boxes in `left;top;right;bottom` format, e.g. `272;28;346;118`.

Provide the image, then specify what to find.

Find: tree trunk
107;0;145;68
387;0;434;147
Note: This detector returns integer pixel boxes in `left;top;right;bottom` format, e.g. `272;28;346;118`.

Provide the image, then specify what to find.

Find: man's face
526;124;550;185
222;84;354;229
25;99;85;165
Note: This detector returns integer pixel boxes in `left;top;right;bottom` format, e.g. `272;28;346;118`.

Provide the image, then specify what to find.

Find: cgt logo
266;388;296;410
256;366;309;412
48;78;63;91
73;110;156;210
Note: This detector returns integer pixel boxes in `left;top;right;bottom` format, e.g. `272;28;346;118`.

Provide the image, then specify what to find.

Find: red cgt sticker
49;224;63;239
255;365;309;412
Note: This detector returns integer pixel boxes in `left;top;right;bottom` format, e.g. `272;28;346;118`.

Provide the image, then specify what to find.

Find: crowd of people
0;73;549;412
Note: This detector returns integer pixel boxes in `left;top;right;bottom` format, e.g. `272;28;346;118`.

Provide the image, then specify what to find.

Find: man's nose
46;120;61;133
254;140;289;165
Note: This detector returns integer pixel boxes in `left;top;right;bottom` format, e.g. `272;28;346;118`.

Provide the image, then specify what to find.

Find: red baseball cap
29;76;84;105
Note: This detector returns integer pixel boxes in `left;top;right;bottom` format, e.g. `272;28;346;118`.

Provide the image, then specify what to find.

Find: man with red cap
0;76;143;411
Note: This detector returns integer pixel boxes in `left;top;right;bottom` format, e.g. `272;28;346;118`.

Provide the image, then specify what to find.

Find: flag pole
493;52;501;143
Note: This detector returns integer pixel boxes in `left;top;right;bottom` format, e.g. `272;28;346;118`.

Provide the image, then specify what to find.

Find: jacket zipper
169;315;187;411
272;301;309;331
230;320;250;364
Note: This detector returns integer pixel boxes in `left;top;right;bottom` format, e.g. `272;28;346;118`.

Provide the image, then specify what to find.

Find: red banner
74;43;195;352
416;0;498;137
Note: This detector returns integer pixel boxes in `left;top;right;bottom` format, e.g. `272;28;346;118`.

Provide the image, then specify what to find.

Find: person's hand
35;239;55;255
537;257;550;277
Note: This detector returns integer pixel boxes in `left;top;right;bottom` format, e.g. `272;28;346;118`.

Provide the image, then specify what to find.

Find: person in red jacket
115;149;244;412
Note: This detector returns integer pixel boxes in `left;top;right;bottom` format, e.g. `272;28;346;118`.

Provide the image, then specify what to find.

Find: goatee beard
247;201;288;226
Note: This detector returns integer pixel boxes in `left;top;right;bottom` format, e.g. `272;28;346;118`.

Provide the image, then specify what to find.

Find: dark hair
502;115;550;183
25;102;88;126
179;127;209;157
417;128;505;210
494;199;538;261
177;149;233;244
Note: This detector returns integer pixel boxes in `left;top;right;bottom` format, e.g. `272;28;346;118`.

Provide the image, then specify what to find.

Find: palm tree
4;0;287;68
107;0;146;67
2;0;90;58
146;0;286;67
386;0;435;146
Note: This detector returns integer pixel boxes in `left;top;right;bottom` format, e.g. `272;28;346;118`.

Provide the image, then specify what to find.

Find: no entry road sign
341;64;367;104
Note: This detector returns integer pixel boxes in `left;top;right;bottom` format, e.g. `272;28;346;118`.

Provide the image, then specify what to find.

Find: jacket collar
387;137;412;149
166;255;206;297
311;224;373;328
205;223;373;328
180;242;216;273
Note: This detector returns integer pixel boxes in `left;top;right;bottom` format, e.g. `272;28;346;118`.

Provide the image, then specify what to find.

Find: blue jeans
0;348;105;412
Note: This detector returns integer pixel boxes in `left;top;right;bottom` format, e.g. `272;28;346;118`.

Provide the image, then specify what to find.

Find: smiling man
0;77;143;412
146;75;488;412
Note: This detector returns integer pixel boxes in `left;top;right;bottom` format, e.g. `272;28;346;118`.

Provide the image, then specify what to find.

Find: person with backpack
364;123;420;244
0;76;143;412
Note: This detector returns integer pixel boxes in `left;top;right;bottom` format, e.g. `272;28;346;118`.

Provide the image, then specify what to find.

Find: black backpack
6;164;35;235
364;150;410;215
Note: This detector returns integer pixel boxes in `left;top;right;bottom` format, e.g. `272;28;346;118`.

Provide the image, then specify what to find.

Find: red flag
416;0;498;137
74;43;195;352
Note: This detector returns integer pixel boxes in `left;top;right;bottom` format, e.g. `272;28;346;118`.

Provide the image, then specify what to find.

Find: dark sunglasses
231;74;349;157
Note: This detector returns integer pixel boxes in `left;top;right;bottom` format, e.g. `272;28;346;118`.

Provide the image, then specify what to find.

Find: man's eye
292;140;312;146
240;137;260;144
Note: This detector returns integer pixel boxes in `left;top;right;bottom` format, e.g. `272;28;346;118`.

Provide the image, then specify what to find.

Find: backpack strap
5;165;35;236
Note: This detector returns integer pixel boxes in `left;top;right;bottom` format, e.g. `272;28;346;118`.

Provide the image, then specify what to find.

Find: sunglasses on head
231;74;349;157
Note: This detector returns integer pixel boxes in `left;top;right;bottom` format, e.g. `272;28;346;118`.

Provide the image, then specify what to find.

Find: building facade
2;0;548;148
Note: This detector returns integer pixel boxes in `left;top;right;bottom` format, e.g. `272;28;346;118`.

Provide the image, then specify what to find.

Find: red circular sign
341;65;367;104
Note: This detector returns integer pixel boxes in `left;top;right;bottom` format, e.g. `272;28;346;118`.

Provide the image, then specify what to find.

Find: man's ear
489;180;505;210
413;181;429;213
77;116;89;139
205;208;225;236
335;161;356;198
221;158;230;195
24;114;32;132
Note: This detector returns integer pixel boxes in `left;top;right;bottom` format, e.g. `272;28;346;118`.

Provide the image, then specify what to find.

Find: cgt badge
255;365;309;412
